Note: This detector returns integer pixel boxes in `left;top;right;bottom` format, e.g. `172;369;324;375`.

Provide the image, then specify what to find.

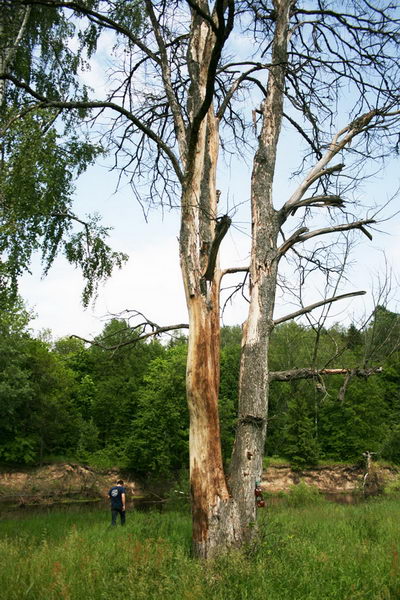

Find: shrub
283;482;324;507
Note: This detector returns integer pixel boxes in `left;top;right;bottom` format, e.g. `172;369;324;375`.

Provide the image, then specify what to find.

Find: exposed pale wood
269;366;383;382
280;110;381;220
179;1;241;557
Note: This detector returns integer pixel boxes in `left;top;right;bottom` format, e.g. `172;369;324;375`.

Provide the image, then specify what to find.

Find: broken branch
269;366;383;382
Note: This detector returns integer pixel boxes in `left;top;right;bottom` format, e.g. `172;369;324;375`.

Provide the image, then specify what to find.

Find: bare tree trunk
229;0;291;540
181;0;293;552
180;78;241;556
186;288;240;557
180;126;241;556
176;2;242;557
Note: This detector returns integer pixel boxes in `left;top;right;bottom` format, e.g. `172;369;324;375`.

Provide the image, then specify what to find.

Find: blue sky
17;18;400;341
18;135;400;341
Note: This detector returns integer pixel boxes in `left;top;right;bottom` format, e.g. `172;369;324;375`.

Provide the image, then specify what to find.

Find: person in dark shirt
108;479;126;526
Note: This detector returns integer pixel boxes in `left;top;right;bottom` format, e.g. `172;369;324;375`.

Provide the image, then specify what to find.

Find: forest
1;291;399;476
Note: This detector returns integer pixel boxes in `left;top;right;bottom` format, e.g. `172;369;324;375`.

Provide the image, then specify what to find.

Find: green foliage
2;1;399;480
267;319;400;467
365;306;400;364
164;469;191;512
2;4;87;103
76;418;101;460
383;365;400;408
383;474;400;494
219;331;241;460
108;1;143;34
1;302;399;475
125;344;188;476
381;424;400;464
85;319;165;445
220;325;242;348
0;295;82;464
64;215;128;306
318;376;388;461
82;444;127;469
282;392;320;469
280;482;324;507
346;323;363;350
0;109;127;304
53;336;86;356
0;435;38;464
1;3;132;304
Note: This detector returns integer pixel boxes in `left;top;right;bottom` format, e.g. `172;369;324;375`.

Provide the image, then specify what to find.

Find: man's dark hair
117;479;124;485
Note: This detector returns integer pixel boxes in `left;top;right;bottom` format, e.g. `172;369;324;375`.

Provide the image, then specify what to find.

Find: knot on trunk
238;415;265;428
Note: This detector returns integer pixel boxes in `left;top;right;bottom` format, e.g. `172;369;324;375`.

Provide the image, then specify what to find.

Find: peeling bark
182;0;295;549
186;294;241;557
180;124;242;555
229;0;292;540
179;3;242;557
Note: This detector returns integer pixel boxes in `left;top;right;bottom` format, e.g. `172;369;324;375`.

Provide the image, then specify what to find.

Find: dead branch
71;323;189;351
217;64;271;120
288;194;345;216
297;219;376;244
276;219;375;257
276;226;309;256
144;0;187;162
269;366;383;382
278;109;384;224
220;266;250;279
338;371;352;403
279;163;345;223
273;290;366;326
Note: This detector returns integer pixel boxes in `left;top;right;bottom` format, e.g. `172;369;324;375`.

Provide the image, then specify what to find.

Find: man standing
108;479;126;526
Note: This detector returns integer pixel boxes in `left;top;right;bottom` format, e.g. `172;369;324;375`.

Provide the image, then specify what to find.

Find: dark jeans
111;508;126;526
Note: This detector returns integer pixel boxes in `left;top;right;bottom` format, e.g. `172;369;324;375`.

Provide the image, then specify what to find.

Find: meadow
1;490;399;600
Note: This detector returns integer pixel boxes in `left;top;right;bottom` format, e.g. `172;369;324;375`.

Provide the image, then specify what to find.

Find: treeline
1;296;400;475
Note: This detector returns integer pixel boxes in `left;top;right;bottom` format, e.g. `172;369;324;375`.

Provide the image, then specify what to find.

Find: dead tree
1;0;400;557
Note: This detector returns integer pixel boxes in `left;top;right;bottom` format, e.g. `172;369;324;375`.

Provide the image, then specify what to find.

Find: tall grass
1;495;400;599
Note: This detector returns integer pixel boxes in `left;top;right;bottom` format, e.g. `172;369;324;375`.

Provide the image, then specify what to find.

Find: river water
0;496;167;519
0;490;374;520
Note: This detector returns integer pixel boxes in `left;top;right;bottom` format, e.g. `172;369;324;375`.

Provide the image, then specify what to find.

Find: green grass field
1;493;399;599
